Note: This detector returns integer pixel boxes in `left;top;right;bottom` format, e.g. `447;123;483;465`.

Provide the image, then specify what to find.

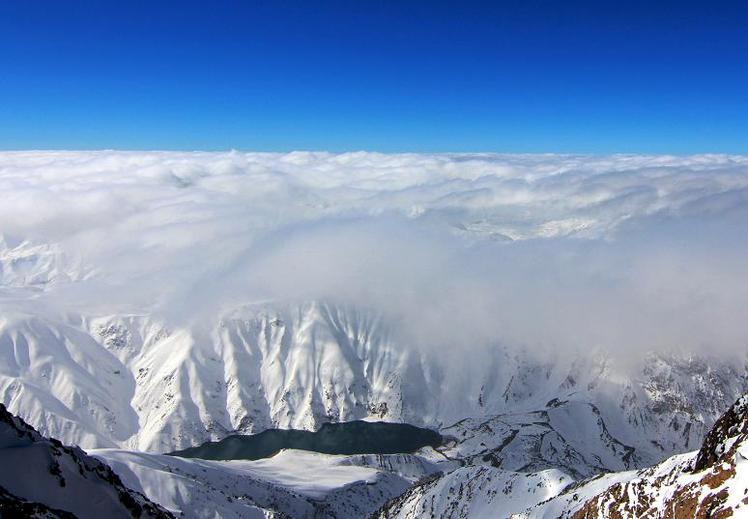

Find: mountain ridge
0;402;173;519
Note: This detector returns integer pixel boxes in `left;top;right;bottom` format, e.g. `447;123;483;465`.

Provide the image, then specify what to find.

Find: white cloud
1;151;747;358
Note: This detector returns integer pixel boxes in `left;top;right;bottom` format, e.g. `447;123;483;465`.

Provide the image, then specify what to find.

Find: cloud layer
1;151;747;358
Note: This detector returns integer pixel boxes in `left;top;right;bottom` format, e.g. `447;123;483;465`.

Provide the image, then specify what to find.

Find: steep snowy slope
440;352;748;478
0;403;172;519
524;393;748;518
374;466;571;519
377;393;748;518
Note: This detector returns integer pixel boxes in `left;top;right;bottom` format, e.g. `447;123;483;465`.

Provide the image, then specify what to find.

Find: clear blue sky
1;1;747;153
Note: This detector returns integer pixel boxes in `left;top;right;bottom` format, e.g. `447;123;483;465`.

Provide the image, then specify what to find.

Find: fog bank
1;151;747;358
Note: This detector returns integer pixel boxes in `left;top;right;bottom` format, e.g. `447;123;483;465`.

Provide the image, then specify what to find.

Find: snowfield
1;151;748;517
94;449;437;518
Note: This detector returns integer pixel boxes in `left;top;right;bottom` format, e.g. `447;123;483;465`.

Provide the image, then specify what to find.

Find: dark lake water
168;421;443;461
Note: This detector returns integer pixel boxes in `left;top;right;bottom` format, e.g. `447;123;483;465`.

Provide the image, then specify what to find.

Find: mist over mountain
4;0;748;515
2;151;748;360
2;151;748;517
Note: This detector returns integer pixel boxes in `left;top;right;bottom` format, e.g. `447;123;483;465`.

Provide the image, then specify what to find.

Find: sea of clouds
1;151;747;358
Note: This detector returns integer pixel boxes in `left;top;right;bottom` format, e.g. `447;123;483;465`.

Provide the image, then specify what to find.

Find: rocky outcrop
545;393;748;518
694;394;748;471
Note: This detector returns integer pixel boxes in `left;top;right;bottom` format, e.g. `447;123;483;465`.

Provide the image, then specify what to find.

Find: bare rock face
694;394;748;471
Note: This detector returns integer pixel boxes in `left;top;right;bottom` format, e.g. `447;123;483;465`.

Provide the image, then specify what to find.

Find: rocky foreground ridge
0;403;173;519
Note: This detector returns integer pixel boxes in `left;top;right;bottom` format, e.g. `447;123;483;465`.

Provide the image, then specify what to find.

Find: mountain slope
94;448;443;519
542;393;748;518
2;303;746;482
373;466;571;519
0;403;172;519
379;393;748;518
1;302;746;486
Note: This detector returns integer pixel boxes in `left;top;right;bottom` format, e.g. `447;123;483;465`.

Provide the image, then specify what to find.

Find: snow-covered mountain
0;402;172;519
527;391;748;517
374;465;572;518
2;151;748;517
15;387;736;519
0;397;442;519
93;449;442;519
377;392;748;518
2;303;746;472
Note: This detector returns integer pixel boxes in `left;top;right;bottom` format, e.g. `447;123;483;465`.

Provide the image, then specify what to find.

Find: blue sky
1;1;747;153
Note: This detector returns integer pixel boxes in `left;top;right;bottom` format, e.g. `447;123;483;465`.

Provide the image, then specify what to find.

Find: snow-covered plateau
1;151;748;517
